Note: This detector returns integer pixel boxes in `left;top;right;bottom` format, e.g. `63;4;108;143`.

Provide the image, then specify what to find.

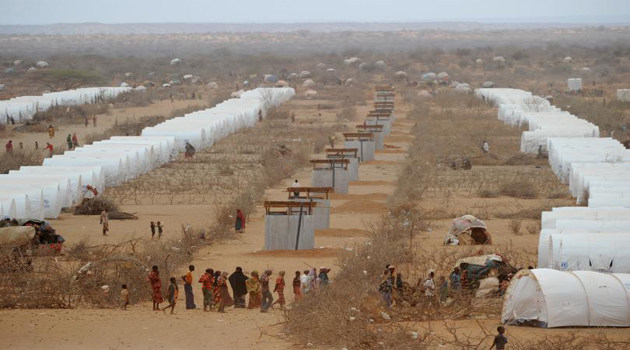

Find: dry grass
498;180;537;199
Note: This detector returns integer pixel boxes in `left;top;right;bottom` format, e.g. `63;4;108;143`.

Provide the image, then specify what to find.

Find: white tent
20;165;103;196
548;233;630;273
0;198;17;218
0;188;44;221
502;269;630;328
541;207;630;229
0;175;71;218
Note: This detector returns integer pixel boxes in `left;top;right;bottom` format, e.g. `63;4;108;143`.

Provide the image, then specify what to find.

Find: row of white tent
477;88;600;154
0;87;131;124
476;88;630;328
0;87;295;221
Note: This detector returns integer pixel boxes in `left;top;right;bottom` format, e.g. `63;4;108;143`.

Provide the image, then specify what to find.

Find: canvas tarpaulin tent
444;215;492;245
502;269;630;328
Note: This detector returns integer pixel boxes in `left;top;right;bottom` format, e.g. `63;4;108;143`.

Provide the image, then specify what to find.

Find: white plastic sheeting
0;87;130;124
548;233;630;273
502;269;630;328
0;88;294;220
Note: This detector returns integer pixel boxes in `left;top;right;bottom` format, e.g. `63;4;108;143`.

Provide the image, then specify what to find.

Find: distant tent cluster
0;87;131;125
0;87;295;221
476;88;630;328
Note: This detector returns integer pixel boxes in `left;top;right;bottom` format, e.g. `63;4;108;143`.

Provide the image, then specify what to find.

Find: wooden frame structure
264;201;316;215
356;124;384;132
286;187;334;200
343;132;374;141
310;159;349;170
325;148;358;159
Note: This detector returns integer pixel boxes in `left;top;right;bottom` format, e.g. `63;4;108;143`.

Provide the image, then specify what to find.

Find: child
121;284;129;310
490;326;508;350
292;271;302;300
157;221;164;239
150;221;156;238
162;277;178;314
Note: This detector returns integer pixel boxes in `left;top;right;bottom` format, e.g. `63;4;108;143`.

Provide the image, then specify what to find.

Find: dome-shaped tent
374;61;386;70
275;80;289;87
303;79;316;88
170;58;183;66
13;60;23;66
422;72;437;81
482;81;495;88
502;269;630;328
206;82;218;89
344;57;361;66
264;74;279;83
445;215;491;245
437;72;450;82
299;71;311;79
563;56;573;63
326;68;336;74
417;90;432;99
493;56;506;66
125;72;133;78
475;59;483;65
5;68;16;74
35;61;49;68
27;67;37;73
120;82;129;88
344;78;356;86
394;71;408;81
455;84;472;93
304;89;317;98
316;63;326;69
0;84;6;91
287;73;299;81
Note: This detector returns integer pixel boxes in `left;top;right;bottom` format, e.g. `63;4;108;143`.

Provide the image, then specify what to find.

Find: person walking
157;221;164;238
235;209;245;233
272;271;286;309
260;270;274;312
43;142;53;157
150;221;156;238
48;125;55;138
292;271;302;301
66;134;73;150
181;265;196;310
85;116;89;127
121;284;130;310
162;277;178;314
35;141;39;150
72;133;79;148
423;271;436;298
147;266;163;311
318;267;330;287
482;140;490;155
93;115;97;127
246;271;262;309
5;140;13;153
217;271;234;313
100;209;109;236
199;268;214;312
379;270;393;309
228;267;249;308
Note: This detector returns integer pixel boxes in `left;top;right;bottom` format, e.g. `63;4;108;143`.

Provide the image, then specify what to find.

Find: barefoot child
490;326;508;350
121;284;129;310
162;277;178;314
157;221;164;238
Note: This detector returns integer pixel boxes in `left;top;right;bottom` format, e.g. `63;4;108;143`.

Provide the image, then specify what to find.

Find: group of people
142;265;331;314
379;264;474;308
66;133;80;150
149;221;165;238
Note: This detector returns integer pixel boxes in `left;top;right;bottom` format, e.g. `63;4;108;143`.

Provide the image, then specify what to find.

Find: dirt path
0;95;414;349
1;99;208;152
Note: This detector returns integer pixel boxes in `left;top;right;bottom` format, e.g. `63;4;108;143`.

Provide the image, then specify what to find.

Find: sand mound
248;248;342;258
316;228;371;237
330;192;388;201
332;199;388;214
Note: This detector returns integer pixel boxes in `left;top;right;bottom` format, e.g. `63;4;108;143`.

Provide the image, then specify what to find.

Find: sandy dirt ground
1;98;208;153
0;94;413;350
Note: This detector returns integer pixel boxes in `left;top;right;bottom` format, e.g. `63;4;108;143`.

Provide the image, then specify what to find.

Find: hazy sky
2;0;629;25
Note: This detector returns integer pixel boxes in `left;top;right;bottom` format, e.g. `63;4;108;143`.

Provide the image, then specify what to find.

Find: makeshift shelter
170;58;182;66
502;268;630;328
455;254;515;295
394;71;408;81
444;215;492;245
568;78;582;92
374;61;386;70
264;75;279;83
303;79;316;88
421;72;437;81
0;226;36;247
35;61;49;68
299;71;311;79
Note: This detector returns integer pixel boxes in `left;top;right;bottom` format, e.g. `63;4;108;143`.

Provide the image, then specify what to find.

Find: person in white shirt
291;179;301;198
482;141;490;155
300;270;310;294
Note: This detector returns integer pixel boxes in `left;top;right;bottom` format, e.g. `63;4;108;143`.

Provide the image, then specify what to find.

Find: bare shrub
73;197;119;215
336;105;357;122
478;189;499;198
525;221;541;235
0;150;44;174
508;219;523;235
498;180;537;199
